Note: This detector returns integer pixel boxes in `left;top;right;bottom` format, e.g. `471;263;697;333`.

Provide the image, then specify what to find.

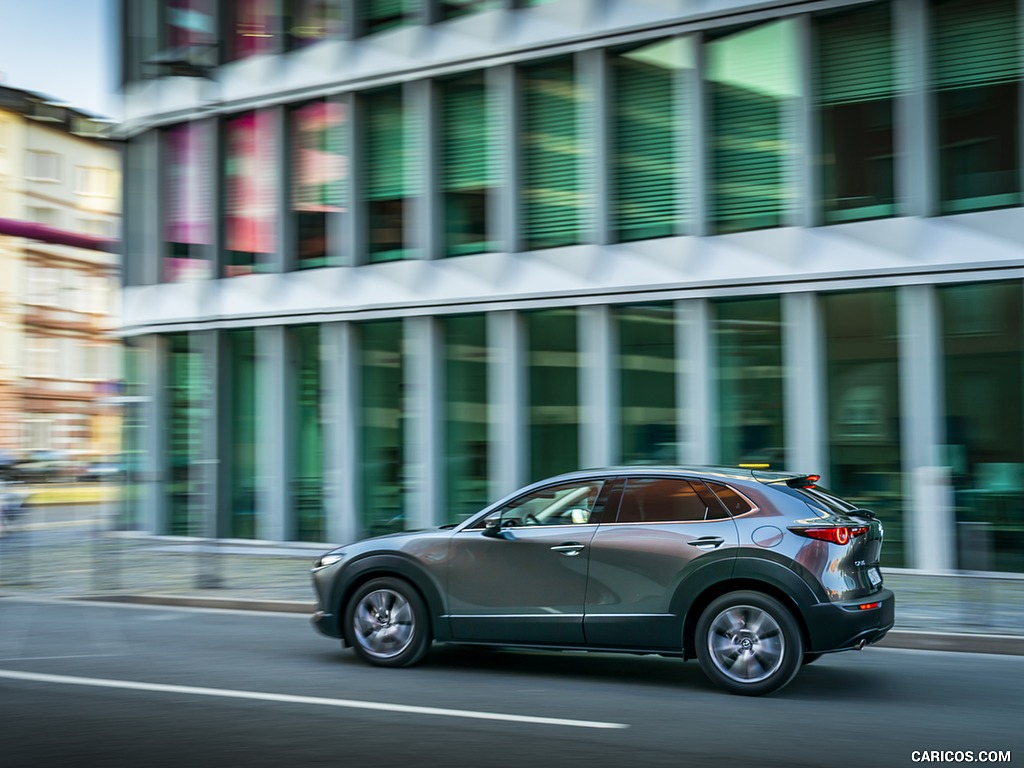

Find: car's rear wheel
695;591;803;696
345;577;431;668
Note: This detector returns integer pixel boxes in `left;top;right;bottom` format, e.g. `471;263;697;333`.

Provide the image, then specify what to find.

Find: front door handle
550;543;585;556
688;536;725;550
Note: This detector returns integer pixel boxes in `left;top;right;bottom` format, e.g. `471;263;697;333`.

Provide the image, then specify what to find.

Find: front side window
488;480;605;527
616;478;718;523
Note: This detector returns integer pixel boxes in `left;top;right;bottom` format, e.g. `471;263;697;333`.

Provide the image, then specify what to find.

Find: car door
584;476;740;649
446;478;611;645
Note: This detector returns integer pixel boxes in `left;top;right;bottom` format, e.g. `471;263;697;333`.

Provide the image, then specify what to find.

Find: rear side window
705;482;755;516
786;484;857;514
616;478;717;523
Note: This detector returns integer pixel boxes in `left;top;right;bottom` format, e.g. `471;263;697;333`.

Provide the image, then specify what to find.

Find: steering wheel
524;513;541;525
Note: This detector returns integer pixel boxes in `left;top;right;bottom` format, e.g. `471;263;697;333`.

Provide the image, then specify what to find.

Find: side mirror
482;512;503;538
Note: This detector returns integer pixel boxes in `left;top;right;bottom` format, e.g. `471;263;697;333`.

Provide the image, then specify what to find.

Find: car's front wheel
344;577;431;668
695;591;803;696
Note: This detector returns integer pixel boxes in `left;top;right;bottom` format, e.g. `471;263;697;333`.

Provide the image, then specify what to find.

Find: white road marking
0;669;630;730
0;654;119;662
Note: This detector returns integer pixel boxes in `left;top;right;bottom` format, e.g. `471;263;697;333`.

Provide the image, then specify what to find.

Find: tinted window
616;478;710;523
705;482;754;517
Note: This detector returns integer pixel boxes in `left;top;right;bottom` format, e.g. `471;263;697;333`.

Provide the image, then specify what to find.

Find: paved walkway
2;523;1022;654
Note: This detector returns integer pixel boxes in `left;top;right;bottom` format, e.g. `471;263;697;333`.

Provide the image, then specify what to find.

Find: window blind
933;0;1019;90
522;58;582;250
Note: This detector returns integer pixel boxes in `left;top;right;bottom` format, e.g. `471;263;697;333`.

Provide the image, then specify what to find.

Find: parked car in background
311;466;895;696
79;461;124;482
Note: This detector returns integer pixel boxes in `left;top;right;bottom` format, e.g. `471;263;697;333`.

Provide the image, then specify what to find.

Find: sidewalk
1;523;1022;655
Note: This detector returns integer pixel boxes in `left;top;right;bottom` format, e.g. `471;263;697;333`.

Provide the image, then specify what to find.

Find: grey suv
311;467;895;695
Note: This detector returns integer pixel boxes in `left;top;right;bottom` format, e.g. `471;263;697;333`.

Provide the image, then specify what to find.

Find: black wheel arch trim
332;553;451;643
676;556;821;659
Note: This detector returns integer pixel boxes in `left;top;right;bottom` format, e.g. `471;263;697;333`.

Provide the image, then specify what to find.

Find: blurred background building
0;85;122;475
118;0;1023;573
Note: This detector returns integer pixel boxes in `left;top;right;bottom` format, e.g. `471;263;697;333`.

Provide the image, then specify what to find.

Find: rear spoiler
750;470;821;488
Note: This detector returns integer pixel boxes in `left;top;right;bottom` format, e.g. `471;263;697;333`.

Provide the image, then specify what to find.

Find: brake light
792;526;868;545
858;602;881;610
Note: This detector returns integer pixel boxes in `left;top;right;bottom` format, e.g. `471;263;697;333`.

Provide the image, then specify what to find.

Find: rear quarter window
705;482;755;517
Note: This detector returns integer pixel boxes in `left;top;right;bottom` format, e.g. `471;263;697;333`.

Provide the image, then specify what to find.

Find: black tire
802;652;824;666
695;591;803;696
344;577;431;668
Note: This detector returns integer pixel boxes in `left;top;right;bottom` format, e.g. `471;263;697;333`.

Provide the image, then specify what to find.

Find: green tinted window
714;297;785;468
293;325;324;542
941;281;1024;572
365;88;411;262
442;73;494;257
612;39;690;241
815;3;896;223
707;20;798;234
440;0;500;20
933;0;1020;213
360;320;405;535
442;315;490;523
227;329;258;539
616;304;678;464
522;58;586;250
526;308;579;481
363;0;418;34
823;289;903;567
167;334;207;536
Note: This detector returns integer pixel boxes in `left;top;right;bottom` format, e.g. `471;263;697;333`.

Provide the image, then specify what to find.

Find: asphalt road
0;598;1020;768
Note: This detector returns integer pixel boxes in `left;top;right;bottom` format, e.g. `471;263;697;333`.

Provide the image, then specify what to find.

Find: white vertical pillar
578;48;609;245
488;310;525;497
895;0;936;217
899;284;954;570
327;93;352;268
489;65;520;254
405;315;442;529
256;325;290;542
689;34;709;237
408;79;440;260
579;304;615;467
321;322;360;545
783;292;827;476
795;15;818;228
678;299;714;464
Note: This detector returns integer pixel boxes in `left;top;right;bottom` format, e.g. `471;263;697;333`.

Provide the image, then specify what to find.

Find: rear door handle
688;536;725;550
550;543;585;556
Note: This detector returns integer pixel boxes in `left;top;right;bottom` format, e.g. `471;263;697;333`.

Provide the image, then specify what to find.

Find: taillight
792;526;868;545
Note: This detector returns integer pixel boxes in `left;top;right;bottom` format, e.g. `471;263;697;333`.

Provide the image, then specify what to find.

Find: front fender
333;553;451;642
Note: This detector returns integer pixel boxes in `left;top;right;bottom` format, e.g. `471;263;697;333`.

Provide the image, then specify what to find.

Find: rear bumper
803;588;895;652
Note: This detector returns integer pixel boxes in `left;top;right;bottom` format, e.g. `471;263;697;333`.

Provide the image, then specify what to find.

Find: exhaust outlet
856;639;867;650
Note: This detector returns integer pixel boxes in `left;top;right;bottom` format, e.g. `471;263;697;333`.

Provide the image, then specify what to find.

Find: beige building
0;85;121;464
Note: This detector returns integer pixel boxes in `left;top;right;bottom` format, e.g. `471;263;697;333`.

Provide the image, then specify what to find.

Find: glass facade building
120;0;1024;573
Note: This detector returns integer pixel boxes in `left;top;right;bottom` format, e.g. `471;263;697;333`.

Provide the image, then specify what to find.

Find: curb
877;629;1024;656
67;594;314;614
59;594;1024;656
